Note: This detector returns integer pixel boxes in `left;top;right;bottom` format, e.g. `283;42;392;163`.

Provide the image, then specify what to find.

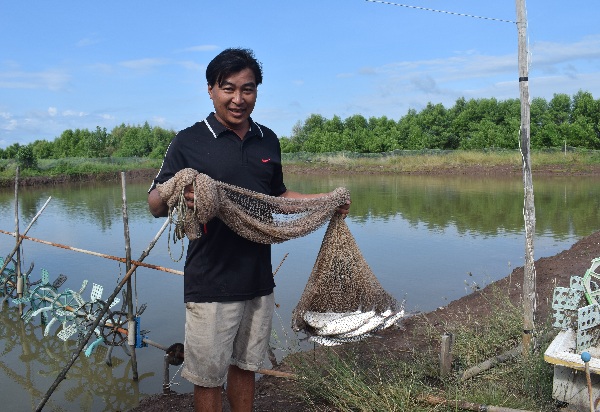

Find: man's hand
336;200;351;217
183;184;195;209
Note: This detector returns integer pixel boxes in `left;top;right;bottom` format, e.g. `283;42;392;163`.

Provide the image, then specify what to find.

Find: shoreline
3;162;600;188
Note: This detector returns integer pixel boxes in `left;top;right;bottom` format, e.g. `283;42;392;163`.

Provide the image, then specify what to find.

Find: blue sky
1;1;599;148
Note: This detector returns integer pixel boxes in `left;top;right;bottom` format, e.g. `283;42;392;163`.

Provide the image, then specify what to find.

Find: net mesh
157;168;400;336
290;213;399;332
156;168;350;243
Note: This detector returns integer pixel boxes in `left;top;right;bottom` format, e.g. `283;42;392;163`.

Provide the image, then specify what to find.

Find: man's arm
148;188;169;218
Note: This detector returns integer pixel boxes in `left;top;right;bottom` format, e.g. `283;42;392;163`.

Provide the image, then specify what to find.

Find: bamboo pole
516;0;536;356
35;218;170;412
14;167;23;302
121;172;139;380
459;345;522;381
419;394;532;412
0;197;52;277
0;230;183;276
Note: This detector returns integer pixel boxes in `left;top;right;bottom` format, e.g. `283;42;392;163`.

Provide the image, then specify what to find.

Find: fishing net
290;213;400;333
157;168;402;342
156;168;350;243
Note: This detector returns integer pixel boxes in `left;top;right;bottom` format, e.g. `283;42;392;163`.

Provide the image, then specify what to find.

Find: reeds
289;287;557;411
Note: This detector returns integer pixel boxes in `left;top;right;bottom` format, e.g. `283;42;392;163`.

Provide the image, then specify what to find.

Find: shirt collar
204;112;264;139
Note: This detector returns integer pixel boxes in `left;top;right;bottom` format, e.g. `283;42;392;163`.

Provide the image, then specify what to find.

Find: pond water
1;173;599;411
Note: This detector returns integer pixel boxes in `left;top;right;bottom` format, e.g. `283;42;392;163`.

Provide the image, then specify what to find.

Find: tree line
1;91;599;168
281;90;600;153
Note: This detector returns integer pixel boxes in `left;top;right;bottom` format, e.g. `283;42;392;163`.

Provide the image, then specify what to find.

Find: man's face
208;67;257;132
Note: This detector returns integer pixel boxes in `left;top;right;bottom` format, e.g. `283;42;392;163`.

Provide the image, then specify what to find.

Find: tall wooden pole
121;172;139;380
14;167;23;304
516;0;536;355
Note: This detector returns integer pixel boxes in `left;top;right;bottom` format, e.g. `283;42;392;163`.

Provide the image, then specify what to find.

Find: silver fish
327;308;405;339
309;334;372;347
317;310;376;336
334;314;386;338
381;309;405;329
303;310;360;329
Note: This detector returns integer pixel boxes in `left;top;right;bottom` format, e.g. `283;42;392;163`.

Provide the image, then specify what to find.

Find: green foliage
2;90;598;159
3;123;176;161
1;143;21;159
283;91;599;153
16;145;38;169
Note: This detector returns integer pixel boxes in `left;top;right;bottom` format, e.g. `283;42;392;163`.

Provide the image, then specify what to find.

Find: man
148;48;349;412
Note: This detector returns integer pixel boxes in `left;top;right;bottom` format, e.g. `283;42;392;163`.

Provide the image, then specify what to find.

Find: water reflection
1;173;600;411
283;174;600;238
0;302;151;412
3;175;598;239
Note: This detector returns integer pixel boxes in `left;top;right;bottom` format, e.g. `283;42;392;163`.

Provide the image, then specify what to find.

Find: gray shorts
181;293;274;387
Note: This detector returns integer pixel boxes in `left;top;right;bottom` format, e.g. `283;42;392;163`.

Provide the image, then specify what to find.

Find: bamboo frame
0;229;184;276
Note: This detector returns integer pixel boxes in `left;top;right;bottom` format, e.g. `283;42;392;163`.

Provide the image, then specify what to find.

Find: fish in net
291;213;404;346
156;168;404;345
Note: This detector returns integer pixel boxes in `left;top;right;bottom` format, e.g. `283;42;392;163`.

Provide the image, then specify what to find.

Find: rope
365;0;517;24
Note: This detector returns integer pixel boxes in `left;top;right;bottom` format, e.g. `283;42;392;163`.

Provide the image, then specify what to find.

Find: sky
1;1;599;148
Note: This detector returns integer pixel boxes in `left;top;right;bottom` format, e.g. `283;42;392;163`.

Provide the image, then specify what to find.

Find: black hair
205;48;263;87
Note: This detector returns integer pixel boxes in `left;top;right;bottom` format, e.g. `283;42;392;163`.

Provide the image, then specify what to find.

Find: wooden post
163;355;171;394
516;0;536;355
14;167;23;305
121;172;139;381
440;333;453;378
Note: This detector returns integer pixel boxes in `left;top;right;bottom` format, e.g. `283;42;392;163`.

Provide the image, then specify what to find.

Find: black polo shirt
150;113;287;302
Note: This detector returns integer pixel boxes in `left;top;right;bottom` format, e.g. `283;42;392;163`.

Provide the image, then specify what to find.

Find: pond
1;172;599;411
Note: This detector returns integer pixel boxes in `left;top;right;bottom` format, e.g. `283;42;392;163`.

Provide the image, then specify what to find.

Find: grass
1;149;599;182
0;157;163;180
288;287;558;411
282;148;600;173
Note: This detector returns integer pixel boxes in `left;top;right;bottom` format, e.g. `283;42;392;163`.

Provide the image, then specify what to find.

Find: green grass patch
282;148;600;173
290;288;557;411
1;149;599;182
0;157;162;180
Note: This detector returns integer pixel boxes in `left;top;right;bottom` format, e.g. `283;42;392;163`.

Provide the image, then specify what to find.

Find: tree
16;145;38;169
31;139;55;159
113;122;153;157
149;126;176;159
3;143;21;159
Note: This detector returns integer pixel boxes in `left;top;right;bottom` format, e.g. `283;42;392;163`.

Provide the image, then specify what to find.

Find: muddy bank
3;162;600;188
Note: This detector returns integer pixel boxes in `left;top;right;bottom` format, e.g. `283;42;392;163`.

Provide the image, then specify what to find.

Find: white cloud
410;74;441;94
62;110;88;117
0;69;70;91
117;57;202;72
48;107;57;116
178;60;203;71
1;118;18;131
151;116;167;126
531;34;600;67
358;67;377;76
